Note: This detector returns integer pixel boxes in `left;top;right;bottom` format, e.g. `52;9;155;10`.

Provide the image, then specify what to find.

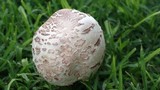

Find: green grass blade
111;55;118;85
119;48;136;67
60;0;71;9
133;11;160;28
7;79;20;90
119;65;123;90
3;40;16;59
144;48;160;63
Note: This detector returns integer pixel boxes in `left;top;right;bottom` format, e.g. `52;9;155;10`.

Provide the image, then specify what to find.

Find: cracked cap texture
32;9;105;86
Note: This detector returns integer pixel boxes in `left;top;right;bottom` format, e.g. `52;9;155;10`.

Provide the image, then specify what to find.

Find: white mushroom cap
32;9;105;86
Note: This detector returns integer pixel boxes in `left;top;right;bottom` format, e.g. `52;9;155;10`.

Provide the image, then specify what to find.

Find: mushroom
32;9;105;86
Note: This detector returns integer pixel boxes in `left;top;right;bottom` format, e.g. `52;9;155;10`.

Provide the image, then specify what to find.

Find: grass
0;0;160;90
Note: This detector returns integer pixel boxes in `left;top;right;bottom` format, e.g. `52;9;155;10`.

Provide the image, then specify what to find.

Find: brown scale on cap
74;39;86;47
80;52;89;60
35;47;41;55
42;48;47;51
38;29;45;34
32;48;35;55
81;24;95;34
35;37;40;42
94;38;101;46
32;9;105;86
90;62;101;69
52;42;58;46
41;33;50;36
91;49;96;54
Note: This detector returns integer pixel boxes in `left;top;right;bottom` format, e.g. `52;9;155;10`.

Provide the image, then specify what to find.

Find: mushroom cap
32;9;105;86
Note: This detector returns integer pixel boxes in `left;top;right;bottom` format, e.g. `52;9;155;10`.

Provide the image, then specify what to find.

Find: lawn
0;0;160;90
